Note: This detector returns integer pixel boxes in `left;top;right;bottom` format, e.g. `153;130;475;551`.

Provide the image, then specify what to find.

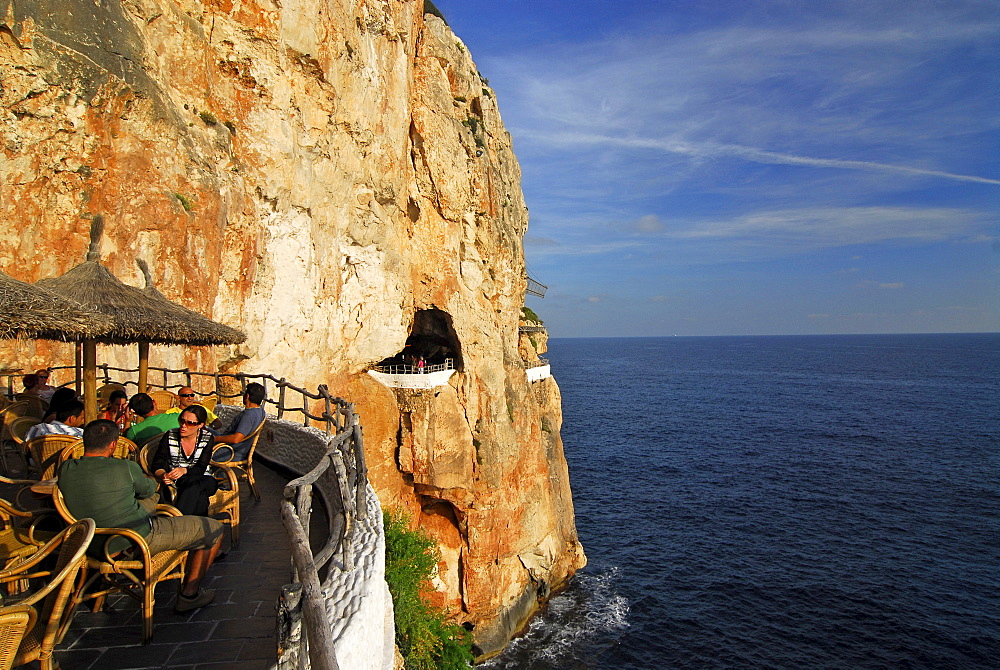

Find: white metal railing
370;358;455;375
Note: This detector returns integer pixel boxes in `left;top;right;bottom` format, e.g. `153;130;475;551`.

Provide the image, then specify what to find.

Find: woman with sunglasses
151;405;218;516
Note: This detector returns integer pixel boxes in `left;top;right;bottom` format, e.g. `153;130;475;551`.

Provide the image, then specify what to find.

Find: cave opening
378;308;463;372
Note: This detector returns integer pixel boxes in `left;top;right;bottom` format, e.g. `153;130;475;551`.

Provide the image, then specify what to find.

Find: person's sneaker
175;588;215;613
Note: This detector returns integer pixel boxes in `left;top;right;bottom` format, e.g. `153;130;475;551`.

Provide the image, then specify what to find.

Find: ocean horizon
484;333;999;669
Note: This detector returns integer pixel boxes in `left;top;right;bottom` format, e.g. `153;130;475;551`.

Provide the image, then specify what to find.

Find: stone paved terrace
13;462;296;670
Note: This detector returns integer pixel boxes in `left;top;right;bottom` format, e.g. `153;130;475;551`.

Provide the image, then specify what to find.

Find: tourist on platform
151;405;218;516
24;399;85;441
164;386;223;431
58;419;223;612
100;389;131;432
124;393;179;445
212;382;265;463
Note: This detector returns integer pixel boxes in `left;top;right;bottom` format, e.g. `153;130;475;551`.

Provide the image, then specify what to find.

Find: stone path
44;463;293;669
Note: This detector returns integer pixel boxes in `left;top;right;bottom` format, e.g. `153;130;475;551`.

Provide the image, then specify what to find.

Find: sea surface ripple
482;334;1000;669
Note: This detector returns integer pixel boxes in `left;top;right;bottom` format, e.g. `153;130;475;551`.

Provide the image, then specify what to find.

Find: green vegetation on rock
384;510;474;670
521;306;542;324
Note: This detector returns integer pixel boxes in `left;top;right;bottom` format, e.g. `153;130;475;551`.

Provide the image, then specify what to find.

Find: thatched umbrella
36;216;246;419
0;270;110;341
134;258;246;393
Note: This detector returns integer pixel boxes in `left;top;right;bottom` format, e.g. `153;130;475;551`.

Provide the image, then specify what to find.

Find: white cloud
634;214;665;233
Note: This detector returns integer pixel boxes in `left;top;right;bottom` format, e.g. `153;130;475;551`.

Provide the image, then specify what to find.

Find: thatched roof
0;270;111;341
136;259;246;346
38;261;244;346
33;216;245;347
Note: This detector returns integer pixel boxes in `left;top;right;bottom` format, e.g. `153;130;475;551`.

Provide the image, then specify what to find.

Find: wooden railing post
277;379;286;420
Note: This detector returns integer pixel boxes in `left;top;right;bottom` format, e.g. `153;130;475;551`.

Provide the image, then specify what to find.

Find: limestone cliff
0;0;585;654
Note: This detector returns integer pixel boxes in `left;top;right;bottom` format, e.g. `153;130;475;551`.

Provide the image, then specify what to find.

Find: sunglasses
178;393;196;398
178;419;203;427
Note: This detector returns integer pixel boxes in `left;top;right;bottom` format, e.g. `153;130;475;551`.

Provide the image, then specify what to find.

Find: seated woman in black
151;405;217;516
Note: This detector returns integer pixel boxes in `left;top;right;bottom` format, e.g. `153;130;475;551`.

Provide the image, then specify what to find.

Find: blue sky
431;0;999;336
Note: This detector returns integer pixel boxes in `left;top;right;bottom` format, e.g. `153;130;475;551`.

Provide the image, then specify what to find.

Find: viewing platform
525;358;551;382
367;359;456;389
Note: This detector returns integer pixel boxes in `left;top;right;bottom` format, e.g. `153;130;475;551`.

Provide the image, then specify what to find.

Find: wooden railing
278;399;367;670
36;364;347;433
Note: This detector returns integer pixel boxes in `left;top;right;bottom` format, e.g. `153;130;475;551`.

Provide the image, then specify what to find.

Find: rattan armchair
211;417;265;502
0;416;36;477
24;435;81;482
0;404;30;475
138;441;241;546
0;498;55;594
56;436;137;467
10;395;45;420
148;390;177;410
0;605;36;670
0;518;94;670
52;488;187;644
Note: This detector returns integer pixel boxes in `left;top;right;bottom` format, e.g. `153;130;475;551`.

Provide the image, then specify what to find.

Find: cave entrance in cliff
379;308;463;372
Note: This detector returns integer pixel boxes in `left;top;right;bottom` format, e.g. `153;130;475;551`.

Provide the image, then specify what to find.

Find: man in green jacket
58;419;224;612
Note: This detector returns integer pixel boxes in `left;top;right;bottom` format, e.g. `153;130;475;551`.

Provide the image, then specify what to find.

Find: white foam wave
482;566;630;668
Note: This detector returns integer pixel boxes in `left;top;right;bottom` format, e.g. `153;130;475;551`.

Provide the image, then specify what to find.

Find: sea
482;334;1000;669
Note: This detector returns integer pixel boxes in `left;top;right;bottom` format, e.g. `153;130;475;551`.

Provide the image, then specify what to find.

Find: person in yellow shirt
165;387;223;431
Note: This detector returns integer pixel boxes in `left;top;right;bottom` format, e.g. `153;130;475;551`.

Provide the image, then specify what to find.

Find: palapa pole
82;216;103;421
138;341;149;393
83;339;97;422
75;342;82;394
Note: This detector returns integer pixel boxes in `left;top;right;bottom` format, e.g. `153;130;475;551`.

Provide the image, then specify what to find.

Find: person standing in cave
417;356;426;373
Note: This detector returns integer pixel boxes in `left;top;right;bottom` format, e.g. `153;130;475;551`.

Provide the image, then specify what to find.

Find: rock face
0;0;584;656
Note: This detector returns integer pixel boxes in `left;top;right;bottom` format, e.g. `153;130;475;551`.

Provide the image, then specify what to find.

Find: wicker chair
0;403;29;453
52;488;187;644
0;518;94;670
10;395;45;420
24;435;81;482
0;416;36;476
0;498;55;594
0;605;36;670
211;417;265;502
56;436;137;467
138;440;241;546
148;390;177;411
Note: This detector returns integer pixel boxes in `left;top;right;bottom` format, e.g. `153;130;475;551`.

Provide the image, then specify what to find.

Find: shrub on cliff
384;510;474;669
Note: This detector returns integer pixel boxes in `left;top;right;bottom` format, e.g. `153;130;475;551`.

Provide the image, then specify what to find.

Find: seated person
213;382;266;463
124;393;179;445
58;420;223;612
24;399;85;441
34;369;56;401
151;405;218;516
20;373;41;396
43;387;79;423
165;386;223;431
100;389;131;432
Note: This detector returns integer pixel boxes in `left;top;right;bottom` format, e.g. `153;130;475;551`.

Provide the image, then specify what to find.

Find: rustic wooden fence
277;398;367;670
25;364;347;433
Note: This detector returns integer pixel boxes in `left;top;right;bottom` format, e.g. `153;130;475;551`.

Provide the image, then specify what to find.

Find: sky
431;0;999;337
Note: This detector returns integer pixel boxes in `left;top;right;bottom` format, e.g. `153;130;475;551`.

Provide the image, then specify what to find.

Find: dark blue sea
483;334;1000;669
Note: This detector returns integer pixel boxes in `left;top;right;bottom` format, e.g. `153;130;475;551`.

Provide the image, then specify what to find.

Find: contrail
544;133;1000;186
